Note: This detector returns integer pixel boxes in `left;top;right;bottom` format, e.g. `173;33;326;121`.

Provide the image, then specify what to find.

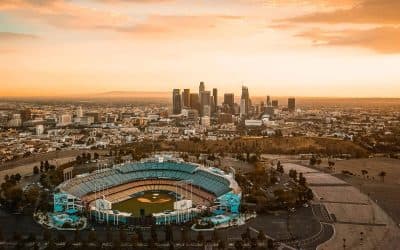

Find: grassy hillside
162;137;369;158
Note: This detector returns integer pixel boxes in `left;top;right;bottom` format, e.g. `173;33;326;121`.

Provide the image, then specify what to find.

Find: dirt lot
281;162;400;249
331;157;400;225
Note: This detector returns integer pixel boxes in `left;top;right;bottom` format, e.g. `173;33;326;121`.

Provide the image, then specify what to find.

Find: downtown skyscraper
172;89;182;114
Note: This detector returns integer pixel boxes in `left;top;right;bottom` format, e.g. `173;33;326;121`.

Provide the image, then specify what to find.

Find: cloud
113;15;244;38
0;0;244;39
0;32;38;40
284;0;400;25
0;0;131;30
297;26;400;53
271;0;400;53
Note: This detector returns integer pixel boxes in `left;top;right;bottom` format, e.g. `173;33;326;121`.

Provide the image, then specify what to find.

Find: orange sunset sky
0;0;399;97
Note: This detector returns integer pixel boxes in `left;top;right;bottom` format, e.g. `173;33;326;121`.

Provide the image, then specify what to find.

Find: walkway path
281;163;400;250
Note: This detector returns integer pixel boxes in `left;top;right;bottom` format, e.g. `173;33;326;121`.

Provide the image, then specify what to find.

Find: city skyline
1;0;400;98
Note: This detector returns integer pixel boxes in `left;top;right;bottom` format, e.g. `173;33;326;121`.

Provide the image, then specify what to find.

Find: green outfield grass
112;191;175;216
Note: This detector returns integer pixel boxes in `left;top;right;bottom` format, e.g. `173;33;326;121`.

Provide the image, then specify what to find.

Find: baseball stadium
52;155;241;228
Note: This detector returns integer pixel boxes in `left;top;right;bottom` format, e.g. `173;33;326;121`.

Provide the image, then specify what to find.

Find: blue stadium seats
63;161;232;198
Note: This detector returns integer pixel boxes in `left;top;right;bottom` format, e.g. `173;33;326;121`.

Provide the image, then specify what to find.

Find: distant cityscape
0;83;399;164
172;82;296;127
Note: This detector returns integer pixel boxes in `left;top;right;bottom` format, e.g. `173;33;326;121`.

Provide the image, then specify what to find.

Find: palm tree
378;171;386;182
361;170;368;179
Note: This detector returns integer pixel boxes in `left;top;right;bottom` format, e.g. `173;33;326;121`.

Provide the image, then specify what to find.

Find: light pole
360;232;364;245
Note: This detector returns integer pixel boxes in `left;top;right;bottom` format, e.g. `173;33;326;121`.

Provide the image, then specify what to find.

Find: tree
309;156;317;166
14;173;21;182
25;185;40;205
298;173;307;186
33;166;39;175
361;170;368;179
288;169;298;181
76;155;82;164
378;171;386;182
44;161;50;172
257;230;266;242
276;161;284;174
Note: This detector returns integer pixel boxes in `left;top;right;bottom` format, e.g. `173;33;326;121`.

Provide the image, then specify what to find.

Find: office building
86;112;100;123
199;82;205;93
240;86;250;117
182;89;190;108
76;106;83;118
218;113;233;124
181;109;199;121
288;98;296;112
212;88;218;116
224;93;234;107
266;96;271;106
272;100;278;108
203;105;211;117
189;93;200;112
36;124;44;135
265;106;274;117
20;109;31;123
172;89;182;115
240;99;246;117
201;116;211;127
59;114;72;126
200;91;211;116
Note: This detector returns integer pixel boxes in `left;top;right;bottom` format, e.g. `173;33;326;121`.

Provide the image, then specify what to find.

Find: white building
58;114;72;126
36;124;44;135
76;106;83;118
245;119;263;127
201;116;211;127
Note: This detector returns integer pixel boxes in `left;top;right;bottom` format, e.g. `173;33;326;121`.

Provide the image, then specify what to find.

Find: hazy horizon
1;89;400;99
